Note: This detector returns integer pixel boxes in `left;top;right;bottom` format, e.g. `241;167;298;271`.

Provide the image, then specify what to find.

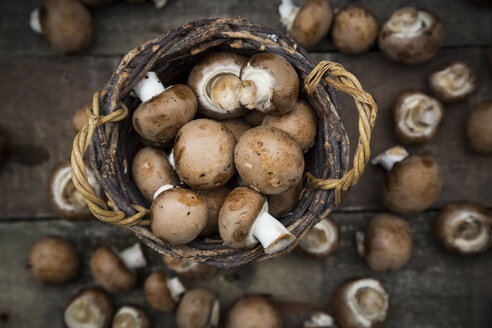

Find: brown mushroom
298;217;340;259
132;71;197;144
267;180;303;217
30;0;92;55
429;61;476;103
144;272;186;312
278;0;333;47
176;288;220;328
390;90;443;144
64;288;113;328
356;214;413;272
331;4;379;55
29;236;80;284
235;126;304;195
162;255;218;280
194;186;231;236
227;295;282;328
112;305;150;328
333;278;389;328
378;7;444;64
303;312;336;328
222;119;251;141
173;119;236;189
466;100;492;154
435;201;491;255
72;103;90;132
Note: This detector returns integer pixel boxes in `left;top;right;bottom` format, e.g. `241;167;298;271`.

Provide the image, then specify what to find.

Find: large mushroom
176;288;220;328
144;272;187;312
30;0;92;55
466;100;492;154
218;187;295;254
429;62;476;103
112;305;150;328
226;295;282;328
194;186;231;236
298;217;340;259
234;126;304;195
278;0;333;47
163;255;217;280
64;288;113;328
390;90;443;144
378;7;444;64
435;201;491;255
132;71;197;144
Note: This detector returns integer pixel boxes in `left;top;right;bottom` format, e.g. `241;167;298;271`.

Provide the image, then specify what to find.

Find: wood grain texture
0;212;490;328
1;0;491;56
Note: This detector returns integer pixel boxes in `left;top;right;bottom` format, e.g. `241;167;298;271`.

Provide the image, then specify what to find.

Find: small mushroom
390;90;443;144
90;243;147;292
48;161;102;221
29;236;80;284
218;187;295;254
239;53;299;115
331;4;379;55
278;0;333;47
226;295;282;328
30;0;92;55
244;110;266;127
222;119;251;141
262;100;317;152
132;147;178;201
132;71;197;144
176;288;220;328
64;288;113;328
372;147;443;214
235;126;304;195
333;278;389;328
162;255;217;280
194;186;231;236
435;201;491;255
151;185;208;245
356;214;413;272
267;180;303;217
298;217;340;259
80;0;114;7
303;312;336;328
188;52;249;119
112;305;150;328
466;100;492;154
174;119;236;189
144;272;187;312
429;61;476;103
378;7;444;64
72;103;90;132
0;131;7;165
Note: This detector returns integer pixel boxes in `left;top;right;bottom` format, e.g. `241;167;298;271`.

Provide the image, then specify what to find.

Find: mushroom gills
300;219;337;255
117;243;147;270
402;95;441;135
347;279;389;327
386;7;433;38
371;146;409;171
239;67;274;111
167;277;187;302
448;211;490;253
65;297;103;328
278;0;300;31
433;63;475;96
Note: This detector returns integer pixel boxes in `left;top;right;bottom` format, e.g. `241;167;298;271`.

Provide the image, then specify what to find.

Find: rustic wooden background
0;0;491;327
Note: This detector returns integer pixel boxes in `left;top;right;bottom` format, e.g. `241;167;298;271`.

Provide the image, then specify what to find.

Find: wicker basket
71;17;377;268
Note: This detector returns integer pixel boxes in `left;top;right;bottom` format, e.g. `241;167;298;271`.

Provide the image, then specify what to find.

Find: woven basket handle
70;92;150;226
304;61;378;206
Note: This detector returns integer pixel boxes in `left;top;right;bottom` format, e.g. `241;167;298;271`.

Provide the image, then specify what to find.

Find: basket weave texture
71;17;377;268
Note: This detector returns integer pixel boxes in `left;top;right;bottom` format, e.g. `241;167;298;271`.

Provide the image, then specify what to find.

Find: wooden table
0;0;491;327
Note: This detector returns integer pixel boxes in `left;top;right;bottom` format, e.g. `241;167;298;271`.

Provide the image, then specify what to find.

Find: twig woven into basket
70;17;377;268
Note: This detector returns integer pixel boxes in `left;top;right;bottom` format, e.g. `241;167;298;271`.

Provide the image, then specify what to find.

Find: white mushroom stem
449;211;490;253
248;201;295;254
30;8;43;34
151;0;167;9
168;149;175;170
133;71;167;103
386;7;433;38
209;299;220;328
356;231;366;257
153;184;176;200
166;277;187;302
371;146;409;171
278;0;300;31
65;297;104;328
239;67;274;111
303;312;335;328
118;243;147;270
346;279;389;327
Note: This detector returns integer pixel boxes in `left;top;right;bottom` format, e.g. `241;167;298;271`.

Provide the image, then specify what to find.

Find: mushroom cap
194;186;231;236
429;61;477;103
188;52;249;119
333;278;389;328
64;287;113;328
331;4;379;55
39;0;92;54
299;217;340;259
390;90;443;144
291;0;333;47
435;201;492;255
29;236;80;284
132;84;197;143
174;119;236;189
382;154;442;214
362;214;413;272
90;246;136;293
226;295;282;328
262;100;317;152
267;180;303;217
240;53;299;115
163;255;217;280
218;187;265;249
132;147;178;201
176;288;218;328
144;272;177;312
72;103;90;132
234;126;304;195
244;110;266;127
466;100;492;154
112;305;150;328
378;7;444;64
80;0;114;7
150;188;208;245
222;119;251;141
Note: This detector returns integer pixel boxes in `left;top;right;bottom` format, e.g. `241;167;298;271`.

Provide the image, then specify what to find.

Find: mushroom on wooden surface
466;100;492;154
429;61;476;103
299;217;340;259
144;272;186;312
64;288;113;328
112;305;150;328
176;288;220;328
226;295;282;328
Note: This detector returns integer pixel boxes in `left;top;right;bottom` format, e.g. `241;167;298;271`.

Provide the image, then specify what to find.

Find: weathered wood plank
1;0;491;56
0;212;490;327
